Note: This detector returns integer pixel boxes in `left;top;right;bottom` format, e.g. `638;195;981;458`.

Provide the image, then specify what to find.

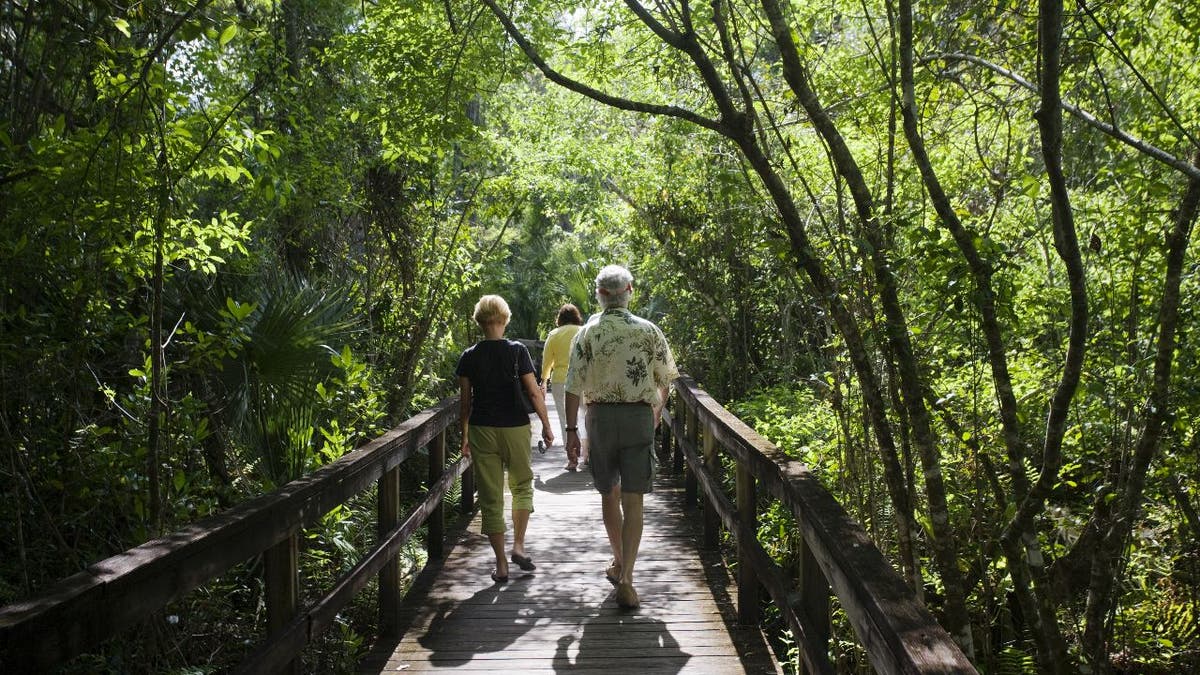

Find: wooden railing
0;397;468;673
3;375;978;674
663;376;977;675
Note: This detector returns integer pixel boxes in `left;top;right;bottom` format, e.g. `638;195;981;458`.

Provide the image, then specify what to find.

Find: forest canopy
2;0;1198;672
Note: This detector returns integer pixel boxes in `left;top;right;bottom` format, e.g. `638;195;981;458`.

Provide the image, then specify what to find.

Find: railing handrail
667;376;977;675
0;396;462;672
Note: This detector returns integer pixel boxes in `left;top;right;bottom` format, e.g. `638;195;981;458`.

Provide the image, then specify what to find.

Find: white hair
595;265;633;309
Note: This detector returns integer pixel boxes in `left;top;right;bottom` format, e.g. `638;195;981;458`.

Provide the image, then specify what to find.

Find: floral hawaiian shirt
564;307;678;407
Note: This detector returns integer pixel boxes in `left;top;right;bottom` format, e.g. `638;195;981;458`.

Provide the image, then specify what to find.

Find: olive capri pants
469;424;535;534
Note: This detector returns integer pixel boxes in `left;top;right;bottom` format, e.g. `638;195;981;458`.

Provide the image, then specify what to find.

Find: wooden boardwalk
359;396;780;674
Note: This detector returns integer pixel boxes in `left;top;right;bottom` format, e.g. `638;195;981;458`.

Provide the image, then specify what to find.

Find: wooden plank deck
359;395;780;674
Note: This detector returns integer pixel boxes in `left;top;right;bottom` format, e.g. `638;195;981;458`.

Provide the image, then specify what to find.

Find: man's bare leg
619;492;644;584
613;490;644;608
601;484;624;572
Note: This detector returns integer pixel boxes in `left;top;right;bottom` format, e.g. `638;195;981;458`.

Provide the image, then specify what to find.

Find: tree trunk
995;0;1088;670
758;0;972;652
1082;151;1200;671
148;134;170;534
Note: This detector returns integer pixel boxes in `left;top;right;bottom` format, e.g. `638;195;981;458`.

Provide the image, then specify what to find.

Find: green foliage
990;646;1037;675
731;385;840;476
4;0;1200;671
1;0;492;670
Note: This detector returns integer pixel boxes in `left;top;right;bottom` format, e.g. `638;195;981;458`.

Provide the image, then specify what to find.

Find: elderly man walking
564;265;678;609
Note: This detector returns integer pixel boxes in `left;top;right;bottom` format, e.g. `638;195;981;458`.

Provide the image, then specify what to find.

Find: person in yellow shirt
541;303;588;470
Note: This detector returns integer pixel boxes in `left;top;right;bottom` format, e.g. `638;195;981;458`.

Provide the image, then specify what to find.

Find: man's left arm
564;329;590;457
651;326;678;428
654;385;669;428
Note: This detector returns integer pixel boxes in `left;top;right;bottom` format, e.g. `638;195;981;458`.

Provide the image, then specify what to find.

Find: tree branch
929;52;1200;181
477;0;723;133
1077;0;1200;152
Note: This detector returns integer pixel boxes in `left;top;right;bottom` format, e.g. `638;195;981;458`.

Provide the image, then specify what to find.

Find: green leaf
219;24;238;47
225;297;256;320
1018;174;1041;198
112;17;131;38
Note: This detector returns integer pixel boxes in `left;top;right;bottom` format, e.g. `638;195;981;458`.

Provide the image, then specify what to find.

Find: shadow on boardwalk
552;614;689;672
358;396;777;674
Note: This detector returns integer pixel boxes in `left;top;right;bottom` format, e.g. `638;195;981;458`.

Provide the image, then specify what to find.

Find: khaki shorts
586;403;655;494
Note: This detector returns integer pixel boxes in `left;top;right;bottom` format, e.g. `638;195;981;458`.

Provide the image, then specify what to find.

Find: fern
991;645;1037;675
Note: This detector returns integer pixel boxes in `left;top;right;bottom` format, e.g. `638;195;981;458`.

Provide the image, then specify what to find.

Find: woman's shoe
563;462;578;471
510;552;536;571
490;570;508;584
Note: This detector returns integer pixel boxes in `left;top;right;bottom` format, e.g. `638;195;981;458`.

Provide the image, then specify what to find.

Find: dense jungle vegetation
2;0;1199;672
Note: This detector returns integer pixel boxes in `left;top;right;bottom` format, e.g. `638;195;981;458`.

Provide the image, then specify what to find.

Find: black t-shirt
455;339;535;427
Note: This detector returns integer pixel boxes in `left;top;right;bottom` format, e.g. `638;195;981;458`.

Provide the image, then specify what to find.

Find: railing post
736;460;760;625
378;465;401;638
798;533;832;673
264;534;299;675
684;406;698;509
702;427;720;550
427;430;446;560
665;401;681;476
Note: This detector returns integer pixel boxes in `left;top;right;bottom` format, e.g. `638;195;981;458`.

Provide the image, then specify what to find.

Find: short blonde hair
473;294;511;326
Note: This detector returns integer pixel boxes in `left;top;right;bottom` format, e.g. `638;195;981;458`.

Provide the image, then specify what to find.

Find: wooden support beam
236;460;470;675
798;534;832;674
702;427;721;550
736;460;760;625
427;431;446;560
264;534;298;675
378;466;401;638
662;406;680;475
684;407;698;509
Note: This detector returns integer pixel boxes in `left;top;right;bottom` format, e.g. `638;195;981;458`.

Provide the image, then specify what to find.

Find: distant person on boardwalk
541;303;588;471
456;294;554;583
564;265;678;609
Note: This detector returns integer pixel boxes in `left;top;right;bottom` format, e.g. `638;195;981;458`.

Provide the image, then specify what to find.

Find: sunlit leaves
218;23;238;47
